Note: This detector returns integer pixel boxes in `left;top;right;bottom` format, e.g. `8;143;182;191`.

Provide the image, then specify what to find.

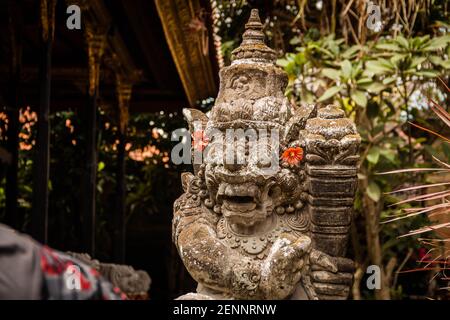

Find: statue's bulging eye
258;155;273;168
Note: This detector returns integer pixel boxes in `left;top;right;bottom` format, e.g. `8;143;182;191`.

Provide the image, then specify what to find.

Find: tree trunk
362;189;391;299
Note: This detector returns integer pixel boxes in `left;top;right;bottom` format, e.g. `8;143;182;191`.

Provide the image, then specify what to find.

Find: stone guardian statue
173;9;360;300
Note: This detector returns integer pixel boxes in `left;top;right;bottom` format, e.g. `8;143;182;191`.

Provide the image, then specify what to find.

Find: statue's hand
260;233;311;299
310;249;354;300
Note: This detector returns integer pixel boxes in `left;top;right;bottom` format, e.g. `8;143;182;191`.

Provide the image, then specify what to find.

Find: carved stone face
204;159;277;228
202;128;303;229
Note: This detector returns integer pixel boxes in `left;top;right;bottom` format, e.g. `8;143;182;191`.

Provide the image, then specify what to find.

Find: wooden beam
81;29;106;256
155;0;218;105
32;0;57;243
113;76;132;263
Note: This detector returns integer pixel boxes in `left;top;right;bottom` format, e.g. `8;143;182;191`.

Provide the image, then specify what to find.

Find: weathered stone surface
173;9;360;300
66;252;151;298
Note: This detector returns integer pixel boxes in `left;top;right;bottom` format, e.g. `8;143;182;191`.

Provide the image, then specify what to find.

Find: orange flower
192;130;209;152
281;147;304;166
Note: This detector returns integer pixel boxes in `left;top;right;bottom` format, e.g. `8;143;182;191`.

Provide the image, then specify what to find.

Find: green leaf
351;89;367;107
410;56;427;69
318;85;342;102
423;35;450;51
364;82;386;94
309;43;335;58
367;147;380;164
294;52;307;65
321;68;341;81
367;181;381;202
366;59;394;75
351;62;363;78
289;36;302;45
413;35;430;49
356;78;373;85
429;56;450;69
375;43;401;51
98;161;105;172
382;76;397;85
380;149;397;163
429;55;443;65
341;60;352;79
284;61;297;75
395;35;409;49
276;59;290;67
415;70;440;78
342;45;361;59
390;53;408;66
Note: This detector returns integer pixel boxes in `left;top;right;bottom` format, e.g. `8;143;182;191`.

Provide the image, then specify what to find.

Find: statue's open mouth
222;195;257;212
216;182;262;218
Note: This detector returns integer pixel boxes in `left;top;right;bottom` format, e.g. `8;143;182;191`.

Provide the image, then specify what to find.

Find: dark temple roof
0;0;219;113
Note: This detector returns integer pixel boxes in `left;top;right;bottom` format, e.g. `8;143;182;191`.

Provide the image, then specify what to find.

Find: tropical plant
381;78;450;297
277;32;449;299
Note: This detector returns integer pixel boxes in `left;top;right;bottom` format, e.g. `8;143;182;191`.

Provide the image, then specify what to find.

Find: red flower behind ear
192;130;209;152
281;147;304;166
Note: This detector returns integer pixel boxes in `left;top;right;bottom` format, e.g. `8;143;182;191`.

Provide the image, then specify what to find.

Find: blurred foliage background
0;0;449;299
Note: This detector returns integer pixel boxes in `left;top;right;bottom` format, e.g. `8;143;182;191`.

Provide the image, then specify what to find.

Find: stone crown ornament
230;9;277;62
209;10;290;130
173;9;360;300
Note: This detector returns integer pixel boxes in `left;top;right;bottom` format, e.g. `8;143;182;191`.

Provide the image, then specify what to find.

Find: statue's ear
283;104;317;143
182;108;208;132
181;172;195;192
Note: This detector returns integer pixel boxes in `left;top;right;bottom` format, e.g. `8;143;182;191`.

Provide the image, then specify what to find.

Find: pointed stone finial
231;9;276;63
242;9;265;45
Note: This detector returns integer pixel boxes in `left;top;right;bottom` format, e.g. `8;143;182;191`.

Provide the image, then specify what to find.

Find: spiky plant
381;78;450;295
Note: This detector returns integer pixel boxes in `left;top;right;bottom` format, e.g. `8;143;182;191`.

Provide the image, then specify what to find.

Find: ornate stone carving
66;252;151;299
173;9;360;300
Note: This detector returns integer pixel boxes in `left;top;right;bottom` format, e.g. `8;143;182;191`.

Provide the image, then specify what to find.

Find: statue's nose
222;140;247;172
224;162;244;172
